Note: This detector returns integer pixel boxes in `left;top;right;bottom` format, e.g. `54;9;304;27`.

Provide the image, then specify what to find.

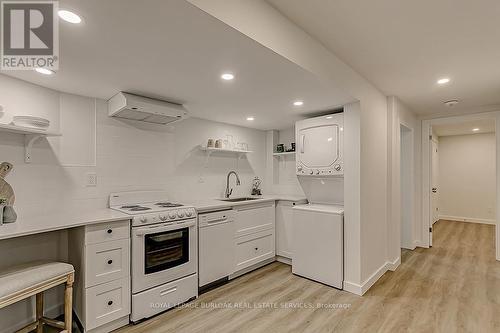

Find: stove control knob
169;212;177;219
316;170;320;175
334;164;342;171
159;214;167;221
140;216;147;223
297;166;302;172
177;210;185;218
309;170;314;175
186;210;193;217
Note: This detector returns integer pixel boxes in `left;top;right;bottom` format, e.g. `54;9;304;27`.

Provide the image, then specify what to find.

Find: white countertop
0;195;307;240
186;195;307;213
0;208;130;240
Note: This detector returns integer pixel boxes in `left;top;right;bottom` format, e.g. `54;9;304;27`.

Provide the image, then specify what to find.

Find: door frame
421;112;499;259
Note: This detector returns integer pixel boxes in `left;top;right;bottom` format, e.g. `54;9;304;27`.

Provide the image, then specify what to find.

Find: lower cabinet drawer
85;220;130;245
85;238;130;287
131;274;198;322
235;229;275;272
85;278;130;331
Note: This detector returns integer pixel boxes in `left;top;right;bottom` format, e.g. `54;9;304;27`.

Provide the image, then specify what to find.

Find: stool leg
64;273;74;333
36;292;43;333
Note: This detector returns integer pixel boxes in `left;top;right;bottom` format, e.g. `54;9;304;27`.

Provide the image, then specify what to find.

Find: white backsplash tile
0;75;267;213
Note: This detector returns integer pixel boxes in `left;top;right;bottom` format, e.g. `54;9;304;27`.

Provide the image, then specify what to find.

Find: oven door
132;219;197;293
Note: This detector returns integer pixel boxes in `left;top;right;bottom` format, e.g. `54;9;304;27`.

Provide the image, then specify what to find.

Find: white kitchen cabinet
232;201;275;275
276;199;308;262
69;220;131;333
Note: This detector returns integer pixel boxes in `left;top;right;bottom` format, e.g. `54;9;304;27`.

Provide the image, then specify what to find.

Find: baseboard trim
344;258;401;296
343;280;363;295
276;256;291;266
439;215;496;225
386;257;400;271
414;240;429;248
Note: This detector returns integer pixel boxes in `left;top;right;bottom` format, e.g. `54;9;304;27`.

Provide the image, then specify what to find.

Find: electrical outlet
86;172;97;187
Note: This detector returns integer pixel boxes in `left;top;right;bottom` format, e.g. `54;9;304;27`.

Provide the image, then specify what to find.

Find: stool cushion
0;261;74;300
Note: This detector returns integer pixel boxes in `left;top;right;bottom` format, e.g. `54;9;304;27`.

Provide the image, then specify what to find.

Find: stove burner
129;206;151;211
155;202;184;207
121;205;140;209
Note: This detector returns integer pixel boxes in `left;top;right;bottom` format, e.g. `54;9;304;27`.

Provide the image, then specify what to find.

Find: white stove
110;191;196;227
109;191;198;322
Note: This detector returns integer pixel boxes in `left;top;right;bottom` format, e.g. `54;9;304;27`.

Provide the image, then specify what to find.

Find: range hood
108;92;188;124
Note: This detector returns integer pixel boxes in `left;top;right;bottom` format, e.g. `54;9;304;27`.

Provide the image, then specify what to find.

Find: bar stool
0;261;75;333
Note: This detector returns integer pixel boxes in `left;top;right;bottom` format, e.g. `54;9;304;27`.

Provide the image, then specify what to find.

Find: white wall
438;133;496;223
0;74;267;330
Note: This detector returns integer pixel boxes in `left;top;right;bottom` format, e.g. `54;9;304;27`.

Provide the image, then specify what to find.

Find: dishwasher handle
199;211;233;228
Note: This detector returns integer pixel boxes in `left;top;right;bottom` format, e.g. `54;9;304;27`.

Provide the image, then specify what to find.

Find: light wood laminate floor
117;220;500;333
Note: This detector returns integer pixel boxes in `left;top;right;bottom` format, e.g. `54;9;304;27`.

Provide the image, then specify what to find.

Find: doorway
422;115;498;258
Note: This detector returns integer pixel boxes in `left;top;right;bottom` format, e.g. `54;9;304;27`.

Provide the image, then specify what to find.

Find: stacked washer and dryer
292;112;345;289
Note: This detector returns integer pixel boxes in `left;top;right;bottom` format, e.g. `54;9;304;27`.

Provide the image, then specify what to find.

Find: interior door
298;125;339;168
430;139;439;245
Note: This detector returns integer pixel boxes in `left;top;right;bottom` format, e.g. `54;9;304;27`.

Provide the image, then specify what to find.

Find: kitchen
2;0;497;332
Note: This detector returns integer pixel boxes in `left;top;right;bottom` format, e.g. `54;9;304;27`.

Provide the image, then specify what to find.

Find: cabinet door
276;201;294;259
234;202;275;238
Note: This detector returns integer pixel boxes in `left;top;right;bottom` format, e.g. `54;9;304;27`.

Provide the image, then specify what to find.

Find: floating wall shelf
272;151;295;157
0;123;62;163
200;145;252;157
199;145;252;169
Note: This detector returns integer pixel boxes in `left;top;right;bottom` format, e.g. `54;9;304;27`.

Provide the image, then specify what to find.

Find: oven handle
134;219;196;236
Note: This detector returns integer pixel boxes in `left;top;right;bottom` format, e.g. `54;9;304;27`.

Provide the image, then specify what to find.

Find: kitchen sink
219;197;259;202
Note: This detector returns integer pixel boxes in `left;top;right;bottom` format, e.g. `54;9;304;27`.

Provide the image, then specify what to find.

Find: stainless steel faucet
225;171;241;198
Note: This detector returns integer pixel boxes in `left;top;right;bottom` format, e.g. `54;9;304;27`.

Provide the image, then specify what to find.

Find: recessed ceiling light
221;73;234;81
246;117;254;121
444;99;459;107
293;100;304;106
34;68;55;75
472;128;480;132
58;10;82;24
437;78;450;85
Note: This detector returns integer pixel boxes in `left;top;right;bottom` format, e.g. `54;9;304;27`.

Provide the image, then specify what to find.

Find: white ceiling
1;0;354;130
268;0;500;117
433;119;495;137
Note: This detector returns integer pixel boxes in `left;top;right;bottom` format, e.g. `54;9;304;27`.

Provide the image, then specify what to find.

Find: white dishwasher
198;209;235;288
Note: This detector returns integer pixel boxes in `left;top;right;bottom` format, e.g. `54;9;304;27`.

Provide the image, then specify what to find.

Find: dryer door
298;124;340;169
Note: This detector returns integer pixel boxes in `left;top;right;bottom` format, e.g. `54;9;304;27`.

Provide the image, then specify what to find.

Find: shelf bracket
24;134;44;163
